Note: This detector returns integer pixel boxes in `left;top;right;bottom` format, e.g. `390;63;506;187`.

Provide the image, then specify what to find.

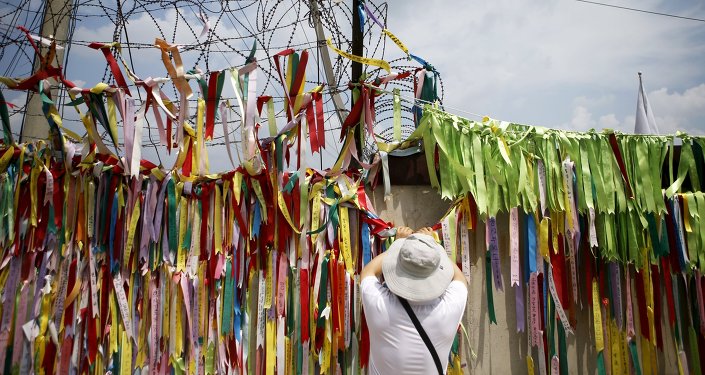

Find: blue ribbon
527;213;537;274
252;202;261;238
362;222;371;265
357;4;366;32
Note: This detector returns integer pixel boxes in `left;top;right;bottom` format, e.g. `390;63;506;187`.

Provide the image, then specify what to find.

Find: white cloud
566;106;621;132
71;79;87;88
598;114;620;128
387;0;705;135
569;105;595;131
639;83;705;134
564;83;705;135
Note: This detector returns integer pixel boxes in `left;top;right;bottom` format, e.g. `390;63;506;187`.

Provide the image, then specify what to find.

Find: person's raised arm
360;252;385;279
360;226;413;279
452;263;467;285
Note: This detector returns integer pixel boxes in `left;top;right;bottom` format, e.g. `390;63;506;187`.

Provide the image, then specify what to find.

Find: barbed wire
0;0;442;165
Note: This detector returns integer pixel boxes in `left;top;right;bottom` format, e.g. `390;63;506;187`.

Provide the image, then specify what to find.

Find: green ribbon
688;326;701;375
596;351;606;375
167;177;177;253
588;136;610;213
419;113;440;190
628;340;641;375
473;135;487;216
417;107;705;268
696;194;705;269
222;260;233;334
316;255;330;328
636;138;656;213
0;90;14;145
484;139;503;216
684;193;701;267
579;141;595;211
430;115;474;199
283;172;299;193
558;320;568;375
485;250;496;324
307;199;339;235
88;92;119;150
666;139;695;198
392;88;401;142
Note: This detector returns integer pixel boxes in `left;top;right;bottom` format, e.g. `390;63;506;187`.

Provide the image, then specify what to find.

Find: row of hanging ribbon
421;106;705;375
0;24;451;375
0;139;409;375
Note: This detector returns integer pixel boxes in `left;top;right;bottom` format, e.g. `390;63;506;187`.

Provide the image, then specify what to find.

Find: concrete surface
370;185;680;374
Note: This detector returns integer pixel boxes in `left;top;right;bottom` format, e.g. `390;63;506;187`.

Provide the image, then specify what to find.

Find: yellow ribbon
125;199;141;270
266;319;276;375
539;217;550;261
120;331;132;375
382;28;409;55
0;147;14;173
592;279;604;352
327;38;391;73
277;192;301;234
339;206;354;275
251;179;268;224
177;196;188;272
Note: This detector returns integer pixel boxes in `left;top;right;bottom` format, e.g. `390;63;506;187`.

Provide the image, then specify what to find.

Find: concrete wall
370;185;680;374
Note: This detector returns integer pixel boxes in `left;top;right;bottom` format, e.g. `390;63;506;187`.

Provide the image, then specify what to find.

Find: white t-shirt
361;276;468;375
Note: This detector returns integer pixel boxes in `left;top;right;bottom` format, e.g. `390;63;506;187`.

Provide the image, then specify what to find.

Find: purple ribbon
516;276;525;332
362;1;384;28
488;217;503;291
610;262;623;329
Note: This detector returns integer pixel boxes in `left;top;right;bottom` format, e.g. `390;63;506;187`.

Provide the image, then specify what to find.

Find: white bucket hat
382;233;454;302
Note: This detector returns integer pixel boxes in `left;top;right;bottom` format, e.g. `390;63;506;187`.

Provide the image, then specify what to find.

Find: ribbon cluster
0;140;415;374
420;106;705;374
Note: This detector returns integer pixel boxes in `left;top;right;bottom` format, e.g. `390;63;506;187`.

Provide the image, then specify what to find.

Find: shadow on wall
369;186;449;230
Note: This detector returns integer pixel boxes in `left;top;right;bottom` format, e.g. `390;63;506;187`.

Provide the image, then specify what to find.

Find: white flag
634;73;659;134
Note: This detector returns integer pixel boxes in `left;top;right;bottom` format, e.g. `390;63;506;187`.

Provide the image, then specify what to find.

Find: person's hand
396;226;413;239
415;227;435;237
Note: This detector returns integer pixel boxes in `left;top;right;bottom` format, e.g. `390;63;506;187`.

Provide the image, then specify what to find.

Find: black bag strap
398;296;444;375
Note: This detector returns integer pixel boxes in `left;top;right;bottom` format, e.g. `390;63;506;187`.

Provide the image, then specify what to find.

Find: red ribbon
651;265;663;349
182;139;193;177
272;49;296;120
661;256;676;327
88;42;132;96
608;133;634;199
315;92;325;150
340;88;366;141
290;51;308;97
634;268;650;340
300;269;310;342
199;182;211;260
306;101;319;153
551;233;568;309
205;71;220;139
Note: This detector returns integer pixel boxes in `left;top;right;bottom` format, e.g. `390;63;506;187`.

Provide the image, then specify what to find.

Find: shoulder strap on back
398;296;444;375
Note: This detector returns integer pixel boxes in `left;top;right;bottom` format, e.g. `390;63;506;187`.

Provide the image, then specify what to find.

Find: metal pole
351;0;364;162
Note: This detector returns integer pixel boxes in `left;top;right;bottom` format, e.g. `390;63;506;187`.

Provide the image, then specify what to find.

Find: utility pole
20;0;73;143
351;0;364;162
309;0;348;125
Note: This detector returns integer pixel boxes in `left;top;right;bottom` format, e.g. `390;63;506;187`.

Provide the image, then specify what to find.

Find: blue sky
386;0;705;135
1;0;704;171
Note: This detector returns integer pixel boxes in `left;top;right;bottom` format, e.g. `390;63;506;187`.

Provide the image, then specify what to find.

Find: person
360;226;468;375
